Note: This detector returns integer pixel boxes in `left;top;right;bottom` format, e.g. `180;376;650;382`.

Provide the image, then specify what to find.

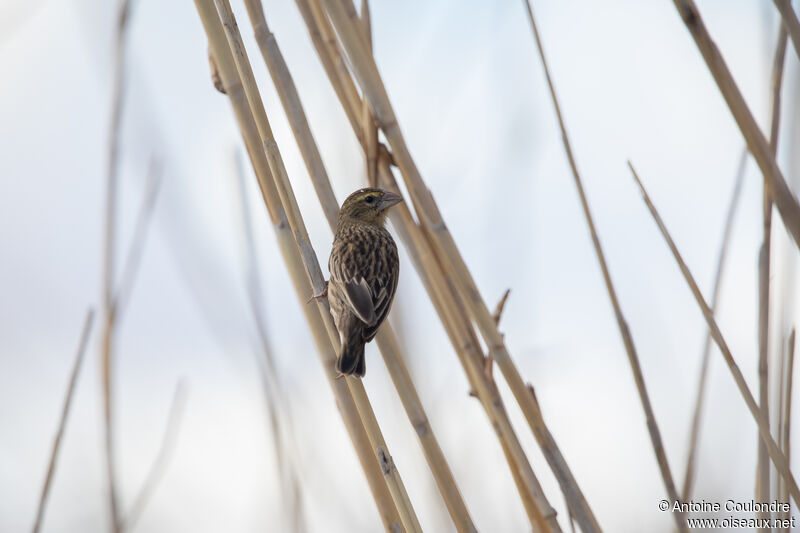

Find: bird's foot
307;281;329;303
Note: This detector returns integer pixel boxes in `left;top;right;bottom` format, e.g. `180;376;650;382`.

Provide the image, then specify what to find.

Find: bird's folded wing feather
342;278;377;326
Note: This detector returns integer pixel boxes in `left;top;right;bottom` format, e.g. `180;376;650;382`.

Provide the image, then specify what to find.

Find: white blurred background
1;0;799;531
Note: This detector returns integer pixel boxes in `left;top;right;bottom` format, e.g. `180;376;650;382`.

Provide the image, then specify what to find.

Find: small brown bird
326;188;402;377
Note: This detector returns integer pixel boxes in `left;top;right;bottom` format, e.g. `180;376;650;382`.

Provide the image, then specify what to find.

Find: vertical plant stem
359;0;378;188
102;2;133;530
32;309;95;533
682;148;747;501
782;329;796;530
756;25;788;521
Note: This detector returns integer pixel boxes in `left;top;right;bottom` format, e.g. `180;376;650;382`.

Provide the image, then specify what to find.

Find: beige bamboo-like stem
682;148;747;501
359;0;378;188
305;0;364;136
209;3;422;530
672;0;800;250
292;0;363;148
521;3;686;530
318;1;598;529
772;0;800;60
756;25;788;521
192;2;404;529
628;161;800;509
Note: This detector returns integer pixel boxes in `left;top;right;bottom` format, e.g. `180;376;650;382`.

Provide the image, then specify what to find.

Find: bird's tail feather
336;340;365;377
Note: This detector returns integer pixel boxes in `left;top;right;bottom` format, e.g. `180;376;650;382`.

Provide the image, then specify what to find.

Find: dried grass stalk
672;0;800;250
781;329;796;529
772;0;800;60
756;24;788;518
32;310;95;533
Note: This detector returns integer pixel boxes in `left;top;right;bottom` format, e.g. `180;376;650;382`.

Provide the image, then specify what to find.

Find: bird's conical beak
379;190;403;209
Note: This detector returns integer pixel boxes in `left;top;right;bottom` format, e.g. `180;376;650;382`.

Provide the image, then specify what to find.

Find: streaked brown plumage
327;188;402;377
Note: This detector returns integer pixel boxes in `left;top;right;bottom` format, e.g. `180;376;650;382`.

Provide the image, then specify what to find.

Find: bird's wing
342;277;377;326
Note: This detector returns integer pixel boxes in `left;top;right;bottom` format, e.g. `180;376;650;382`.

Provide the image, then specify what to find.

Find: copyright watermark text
658;499;795;529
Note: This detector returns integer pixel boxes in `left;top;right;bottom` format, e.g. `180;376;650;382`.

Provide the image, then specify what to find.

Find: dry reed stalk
316;1;599;530
122;381;187;531
521;2;686;530
102;1;133;529
681;149;747;501
672;0;800;250
781;329;796;530
756;25;788;520
197;1;420;530
291;3;563;528
240;3;476;530
772;0;800;60
628;161;800;508
303;0;364;142
32;309;95;533
359;0;378;188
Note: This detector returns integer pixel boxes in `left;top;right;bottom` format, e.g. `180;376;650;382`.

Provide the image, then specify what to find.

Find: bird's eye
364;195;376;204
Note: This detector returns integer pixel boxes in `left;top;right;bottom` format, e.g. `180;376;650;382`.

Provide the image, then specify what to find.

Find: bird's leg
307;280;329;303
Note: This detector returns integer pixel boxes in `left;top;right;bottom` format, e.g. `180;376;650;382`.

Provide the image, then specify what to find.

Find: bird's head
339;188;403;226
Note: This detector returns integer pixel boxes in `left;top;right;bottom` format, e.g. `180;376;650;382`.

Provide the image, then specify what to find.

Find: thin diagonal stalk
682;148;747;501
772;0;800;61
113;158;162;314
294;2;562;529
195;3;401;529
756;24;788;517
240;3;476;531
672;0;800;250
32;309;95;533
102;1;133;529
521;2;685;530
122;381;188;532
628;161;800;509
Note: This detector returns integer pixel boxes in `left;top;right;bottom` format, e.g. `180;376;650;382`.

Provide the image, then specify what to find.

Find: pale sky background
1;0;799;532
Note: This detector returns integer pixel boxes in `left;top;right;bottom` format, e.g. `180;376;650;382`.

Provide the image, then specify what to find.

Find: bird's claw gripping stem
307;281;329;303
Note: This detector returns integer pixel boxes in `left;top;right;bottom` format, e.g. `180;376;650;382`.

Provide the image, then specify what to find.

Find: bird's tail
336;339;366;377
